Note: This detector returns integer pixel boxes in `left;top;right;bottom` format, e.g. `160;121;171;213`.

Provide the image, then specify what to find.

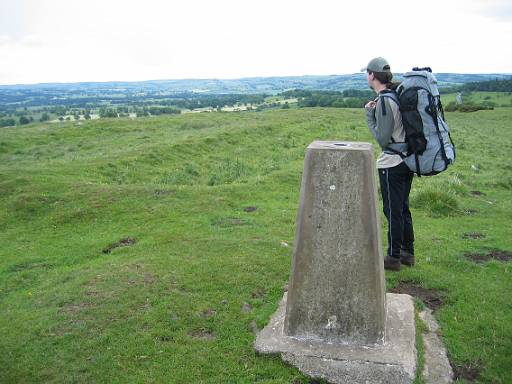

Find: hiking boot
400;251;415;267
384;256;401;271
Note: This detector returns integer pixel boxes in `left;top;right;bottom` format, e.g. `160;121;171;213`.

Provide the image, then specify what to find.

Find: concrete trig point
255;141;417;384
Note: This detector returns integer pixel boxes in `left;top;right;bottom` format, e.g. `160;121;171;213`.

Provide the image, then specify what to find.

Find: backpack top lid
400;70;440;97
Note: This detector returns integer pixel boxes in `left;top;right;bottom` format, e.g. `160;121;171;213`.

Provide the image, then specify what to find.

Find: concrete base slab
255;293;416;384
419;308;453;384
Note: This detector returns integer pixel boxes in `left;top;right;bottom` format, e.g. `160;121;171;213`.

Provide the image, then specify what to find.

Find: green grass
442;91;512;107
414;303;428;384
1;108;511;383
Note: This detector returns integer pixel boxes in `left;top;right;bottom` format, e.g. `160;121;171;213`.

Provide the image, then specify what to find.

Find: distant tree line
444;102;494;112
440;78;512;94
0;118;16;127
0;116;34;127
0;91;267;114
280;89;374;109
135;106;181;117
163;94;266;110
0;93;268;124
0;92;271;125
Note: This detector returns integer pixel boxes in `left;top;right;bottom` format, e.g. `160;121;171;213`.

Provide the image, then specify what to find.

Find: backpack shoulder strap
379;89;399;105
378;90;399;116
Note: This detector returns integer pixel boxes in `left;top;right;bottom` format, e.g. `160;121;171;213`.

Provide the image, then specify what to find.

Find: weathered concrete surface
284;141;386;345
255;141;416;383
255;293;416;384
420;309;453;384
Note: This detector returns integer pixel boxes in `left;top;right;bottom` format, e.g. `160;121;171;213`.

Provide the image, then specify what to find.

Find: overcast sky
0;0;511;85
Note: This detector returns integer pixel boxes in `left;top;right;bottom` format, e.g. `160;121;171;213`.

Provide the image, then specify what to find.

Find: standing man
362;57;415;271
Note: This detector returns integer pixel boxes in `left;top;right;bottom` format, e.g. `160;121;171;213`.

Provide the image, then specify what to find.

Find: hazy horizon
1;0;511;85
2;71;512;88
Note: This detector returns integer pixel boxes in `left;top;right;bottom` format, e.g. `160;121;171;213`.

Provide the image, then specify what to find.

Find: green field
1;108;511;383
441;91;512;107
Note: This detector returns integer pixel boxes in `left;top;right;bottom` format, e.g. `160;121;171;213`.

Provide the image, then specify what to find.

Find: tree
331;100;346;108
40;113;50;122
19;116;30;125
0;118;16;127
99;108;118;118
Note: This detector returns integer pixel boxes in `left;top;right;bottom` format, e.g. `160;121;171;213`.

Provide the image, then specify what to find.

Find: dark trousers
378;162;414;259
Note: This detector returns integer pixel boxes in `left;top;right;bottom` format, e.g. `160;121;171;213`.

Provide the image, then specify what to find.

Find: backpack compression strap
379;90;399;117
380;90;409;159
427;93;450;168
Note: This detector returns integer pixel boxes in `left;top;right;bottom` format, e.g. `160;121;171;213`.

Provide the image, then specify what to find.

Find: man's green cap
361;57;391;73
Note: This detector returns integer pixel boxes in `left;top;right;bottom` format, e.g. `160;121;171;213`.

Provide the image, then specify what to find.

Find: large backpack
386;67;456;176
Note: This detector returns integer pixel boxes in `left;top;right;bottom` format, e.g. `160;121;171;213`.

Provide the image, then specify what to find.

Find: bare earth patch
462;232;486;239
251;287;267;298
390;281;444;311
62;301;94;316
143;273;155;285
464;250;512;263
189;327;216;340
211;217;250;227
102;237;137;253
8;261;54;273
249;320;259;334
153;189;176;197
452;360;483;382
201;308;217;318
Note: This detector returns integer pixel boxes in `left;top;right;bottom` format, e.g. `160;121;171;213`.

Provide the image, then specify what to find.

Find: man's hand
365;100;377;109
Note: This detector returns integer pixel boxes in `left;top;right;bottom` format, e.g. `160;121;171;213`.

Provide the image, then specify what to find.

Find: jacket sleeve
366;97;395;150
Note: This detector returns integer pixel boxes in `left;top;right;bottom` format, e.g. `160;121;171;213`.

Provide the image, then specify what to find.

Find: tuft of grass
414;309;427;384
207;157;252;186
412;186;460;217
411;173;471;217
159;164;200;185
444;173;468;196
496;177;512;190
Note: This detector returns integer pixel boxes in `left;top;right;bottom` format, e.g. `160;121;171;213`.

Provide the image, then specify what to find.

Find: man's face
366;71;375;90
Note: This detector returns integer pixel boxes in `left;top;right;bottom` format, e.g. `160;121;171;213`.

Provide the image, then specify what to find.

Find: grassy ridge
1;108;511;383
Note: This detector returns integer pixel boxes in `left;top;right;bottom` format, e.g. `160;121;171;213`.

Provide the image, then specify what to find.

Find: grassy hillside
1;108;511;383
441;92;512;107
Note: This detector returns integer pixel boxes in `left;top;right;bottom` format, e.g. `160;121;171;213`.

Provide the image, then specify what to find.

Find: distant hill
1;73;510;95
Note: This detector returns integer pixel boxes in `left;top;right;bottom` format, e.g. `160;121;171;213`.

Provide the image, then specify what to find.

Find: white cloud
0;0;511;84
0;35;11;46
467;0;512;22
